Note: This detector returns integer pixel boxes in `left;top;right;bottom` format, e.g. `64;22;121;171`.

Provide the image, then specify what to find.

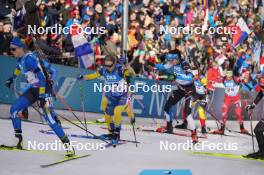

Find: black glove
5;78;14;88
39;97;46;108
199;100;207;107
246;104;255;111
130;117;136;125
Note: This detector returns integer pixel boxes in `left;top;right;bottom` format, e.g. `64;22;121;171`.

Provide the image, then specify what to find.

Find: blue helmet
10;37;25;48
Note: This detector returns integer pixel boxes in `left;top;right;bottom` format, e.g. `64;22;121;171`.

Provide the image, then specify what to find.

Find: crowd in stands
0;0;263;80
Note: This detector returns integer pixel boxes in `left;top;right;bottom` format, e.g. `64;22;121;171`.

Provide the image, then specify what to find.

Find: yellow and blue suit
83;64;135;133
193;76;208;129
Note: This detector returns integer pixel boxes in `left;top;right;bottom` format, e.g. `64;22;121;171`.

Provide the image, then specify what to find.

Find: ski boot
240;123;250;134
10;129;23;149
210;124;225;135
174;120;187;129
61;136;75;157
191;130;198;144
245;151;264;159
201;126;207;134
3;129;23;149
156;121;173;133
100;132;113;139
111;129;120;147
101;122;116;139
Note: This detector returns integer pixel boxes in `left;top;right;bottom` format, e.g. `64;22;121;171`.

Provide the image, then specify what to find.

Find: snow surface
0;104;264;175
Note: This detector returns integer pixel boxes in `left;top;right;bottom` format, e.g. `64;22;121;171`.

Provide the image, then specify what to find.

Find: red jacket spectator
260;56;264;70
206;63;222;91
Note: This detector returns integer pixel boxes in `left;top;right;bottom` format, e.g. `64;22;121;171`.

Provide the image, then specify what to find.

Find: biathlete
4;37;74;156
246;75;264;159
211;70;249;135
155;53;198;143
192;69;208;134
77;55;136;145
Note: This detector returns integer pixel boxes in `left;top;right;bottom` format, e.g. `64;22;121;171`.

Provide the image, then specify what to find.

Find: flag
70;24;94;69
180;0;187;14
252;41;262;63
232;18;251;47
203;0;209;18
203;0;209;27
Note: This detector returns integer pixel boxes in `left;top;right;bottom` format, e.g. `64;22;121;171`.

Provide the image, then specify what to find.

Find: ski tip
40;154;91;168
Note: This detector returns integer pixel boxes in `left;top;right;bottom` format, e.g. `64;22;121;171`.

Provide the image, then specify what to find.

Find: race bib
225;86;239;96
25;71;39;84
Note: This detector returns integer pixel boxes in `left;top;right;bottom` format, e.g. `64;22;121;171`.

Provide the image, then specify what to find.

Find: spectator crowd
0;0;263;80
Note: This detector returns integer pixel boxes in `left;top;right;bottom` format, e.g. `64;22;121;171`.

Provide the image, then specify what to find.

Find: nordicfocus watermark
27;24;106;35
160;140;238;151
27;140;106;151
94;82;172;93
160;25;238;35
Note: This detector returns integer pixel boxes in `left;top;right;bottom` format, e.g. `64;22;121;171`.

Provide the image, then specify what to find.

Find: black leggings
254;119;264;152
164;85;194;119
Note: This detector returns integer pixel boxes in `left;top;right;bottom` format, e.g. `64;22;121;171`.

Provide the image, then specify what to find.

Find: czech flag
232;18;251;47
70;24;94;69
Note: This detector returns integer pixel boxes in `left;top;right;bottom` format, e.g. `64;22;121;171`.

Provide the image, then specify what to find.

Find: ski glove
199;100;207;107
246;104;255;111
130;117;136;125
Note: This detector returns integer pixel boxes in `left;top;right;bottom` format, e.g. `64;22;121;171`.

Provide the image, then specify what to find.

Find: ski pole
206;90;219;130
28;100;111;145
132;123;138;147
248;110;255;152
53;90;88;130
55;111;111;145
78;78;89;137
196;100;229;131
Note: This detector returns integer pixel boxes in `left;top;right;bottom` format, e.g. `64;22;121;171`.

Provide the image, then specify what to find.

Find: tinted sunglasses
105;64;114;68
10;47;18;51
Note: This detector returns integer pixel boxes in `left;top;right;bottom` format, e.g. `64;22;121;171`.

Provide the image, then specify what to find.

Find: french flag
203;0;209;18
232;18;251;47
70;24;94;69
203;0;209;27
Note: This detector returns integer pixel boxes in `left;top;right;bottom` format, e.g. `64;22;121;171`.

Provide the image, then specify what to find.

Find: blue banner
0;56;173;118
0;56;263;120
139;169;192;175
